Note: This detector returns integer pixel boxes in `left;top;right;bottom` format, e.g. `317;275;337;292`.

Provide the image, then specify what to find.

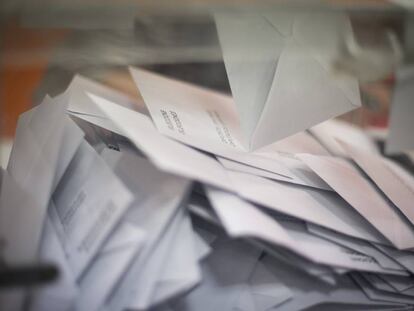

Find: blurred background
1;0;413;167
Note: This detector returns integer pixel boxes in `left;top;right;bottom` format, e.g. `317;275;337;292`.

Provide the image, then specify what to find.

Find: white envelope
0;95;68;263
215;12;361;149
307;224;407;275
205;186;299;255
129;66;245;150
339;139;414;227
280;220;399;274
226;170;387;244
299;154;414;250
205;187;391;273
204;187;337;278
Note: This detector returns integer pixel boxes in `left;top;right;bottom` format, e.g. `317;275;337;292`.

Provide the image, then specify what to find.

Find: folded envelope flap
251;13;360;150
215;13;285;146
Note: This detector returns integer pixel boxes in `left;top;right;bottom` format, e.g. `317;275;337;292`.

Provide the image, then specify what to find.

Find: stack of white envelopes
1;67;414;311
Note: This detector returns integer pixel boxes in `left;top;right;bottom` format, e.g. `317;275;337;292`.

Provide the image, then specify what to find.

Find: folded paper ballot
215;12;361;149
2;71;414;311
